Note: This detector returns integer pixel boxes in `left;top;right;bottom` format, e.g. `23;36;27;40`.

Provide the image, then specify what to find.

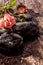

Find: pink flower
0;18;5;28
0;14;16;28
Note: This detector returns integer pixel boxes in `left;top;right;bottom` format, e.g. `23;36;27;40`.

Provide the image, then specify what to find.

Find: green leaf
0;5;3;10
10;0;17;7
5;0;17;8
0;0;17;10
18;14;23;17
5;3;10;8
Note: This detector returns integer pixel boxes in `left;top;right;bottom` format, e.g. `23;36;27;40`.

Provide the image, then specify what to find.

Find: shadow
0;39;42;65
27;9;42;17
0;8;43;65
0;32;39;56
0;28;42;63
21;39;43;59
0;43;24;56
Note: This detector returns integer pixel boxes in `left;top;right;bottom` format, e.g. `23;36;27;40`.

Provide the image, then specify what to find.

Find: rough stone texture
0;0;43;65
